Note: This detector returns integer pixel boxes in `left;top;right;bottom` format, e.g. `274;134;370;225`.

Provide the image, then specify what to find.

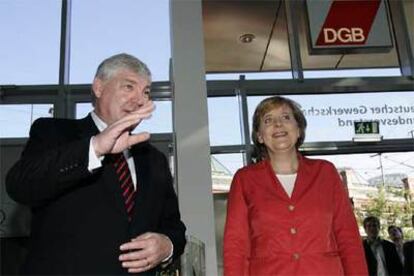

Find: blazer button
290;228;297;235
288;205;295;211
293;253;300;260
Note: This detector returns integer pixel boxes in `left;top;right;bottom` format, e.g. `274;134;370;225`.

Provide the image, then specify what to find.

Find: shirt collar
91;111;107;132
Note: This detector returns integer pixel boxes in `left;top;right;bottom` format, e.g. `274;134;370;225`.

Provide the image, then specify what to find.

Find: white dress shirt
88;112;137;189
369;238;388;276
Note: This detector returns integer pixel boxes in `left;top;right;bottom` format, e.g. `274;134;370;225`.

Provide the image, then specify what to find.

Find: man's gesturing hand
92;101;155;157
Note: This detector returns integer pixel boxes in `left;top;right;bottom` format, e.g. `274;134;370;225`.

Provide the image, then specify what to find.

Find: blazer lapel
264;154;315;203
264;160;291;201
290;154;315;202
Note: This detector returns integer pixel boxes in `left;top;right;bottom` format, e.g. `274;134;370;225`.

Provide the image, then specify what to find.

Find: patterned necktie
111;153;136;221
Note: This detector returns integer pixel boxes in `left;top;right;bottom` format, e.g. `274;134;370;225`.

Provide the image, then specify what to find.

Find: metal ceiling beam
236;76;252;164
206;76;414;97
211;138;414;157
55;0;72;118
388;0;414;78
284;0;304;81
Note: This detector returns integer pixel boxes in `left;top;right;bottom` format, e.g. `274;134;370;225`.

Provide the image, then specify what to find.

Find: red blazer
224;155;368;275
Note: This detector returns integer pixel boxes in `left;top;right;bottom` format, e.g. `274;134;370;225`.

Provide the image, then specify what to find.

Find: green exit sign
354;121;380;135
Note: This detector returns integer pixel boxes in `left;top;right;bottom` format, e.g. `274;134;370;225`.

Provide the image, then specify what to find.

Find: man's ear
92;78;103;99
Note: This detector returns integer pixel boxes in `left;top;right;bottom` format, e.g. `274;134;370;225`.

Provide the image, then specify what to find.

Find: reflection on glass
206;71;292;80
311;153;414;188
76;101;172;134
0;105;54;137
70;0;170;83
248;91;414;142
0;0;61;84
208;97;242;146
211;153;244;193
310;152;414;238
304;68;401;79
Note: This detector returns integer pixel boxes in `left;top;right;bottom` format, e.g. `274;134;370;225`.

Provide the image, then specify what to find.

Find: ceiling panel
203;0;281;72
261;1;291;71
203;0;404;73
339;49;399;69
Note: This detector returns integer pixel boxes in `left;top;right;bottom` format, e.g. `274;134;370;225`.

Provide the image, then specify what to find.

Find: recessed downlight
239;33;255;43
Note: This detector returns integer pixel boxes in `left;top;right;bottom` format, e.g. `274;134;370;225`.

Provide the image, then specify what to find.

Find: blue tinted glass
310;153;414;185
304;68;400;79
208;97;242;146
0;0;61;84
0;105;54;137
70;0;170;83
212;153;244;192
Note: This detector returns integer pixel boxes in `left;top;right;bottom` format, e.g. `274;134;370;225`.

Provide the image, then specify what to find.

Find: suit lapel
76;114;99;139
77;114;128;218
130;142;151;221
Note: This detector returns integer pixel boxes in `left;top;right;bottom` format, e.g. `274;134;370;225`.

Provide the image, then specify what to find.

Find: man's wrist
91;136;103;157
161;234;174;263
88;137;104;172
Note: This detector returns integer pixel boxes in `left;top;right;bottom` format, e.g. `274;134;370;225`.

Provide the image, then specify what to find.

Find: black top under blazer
6;115;186;275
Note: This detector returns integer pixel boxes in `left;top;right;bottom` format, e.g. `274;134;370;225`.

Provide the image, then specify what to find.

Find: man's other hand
119;232;173;273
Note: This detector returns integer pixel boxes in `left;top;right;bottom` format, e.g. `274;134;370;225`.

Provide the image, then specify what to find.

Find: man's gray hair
91;53;152;105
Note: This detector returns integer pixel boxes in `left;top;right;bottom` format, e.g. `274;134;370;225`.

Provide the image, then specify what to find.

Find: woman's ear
257;133;264;144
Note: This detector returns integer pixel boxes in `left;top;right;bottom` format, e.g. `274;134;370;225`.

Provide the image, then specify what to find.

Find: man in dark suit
6;53;186;275
403;215;413;275
362;216;403;276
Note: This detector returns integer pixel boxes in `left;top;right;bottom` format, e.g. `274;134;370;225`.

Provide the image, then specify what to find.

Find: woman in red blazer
224;96;368;275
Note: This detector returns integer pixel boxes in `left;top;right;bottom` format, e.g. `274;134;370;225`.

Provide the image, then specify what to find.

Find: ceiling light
239;33;255;43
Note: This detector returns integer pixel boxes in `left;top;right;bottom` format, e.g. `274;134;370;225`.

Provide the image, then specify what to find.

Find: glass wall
0;104;54;138
1;1;413;273
248;91;414;142
208;97;241;146
310;152;414;238
70;0;171;83
0;0;61;84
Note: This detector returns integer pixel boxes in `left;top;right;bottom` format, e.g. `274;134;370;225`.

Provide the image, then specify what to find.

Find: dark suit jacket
363;239;403;276
403;240;414;276
6;115;186;275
